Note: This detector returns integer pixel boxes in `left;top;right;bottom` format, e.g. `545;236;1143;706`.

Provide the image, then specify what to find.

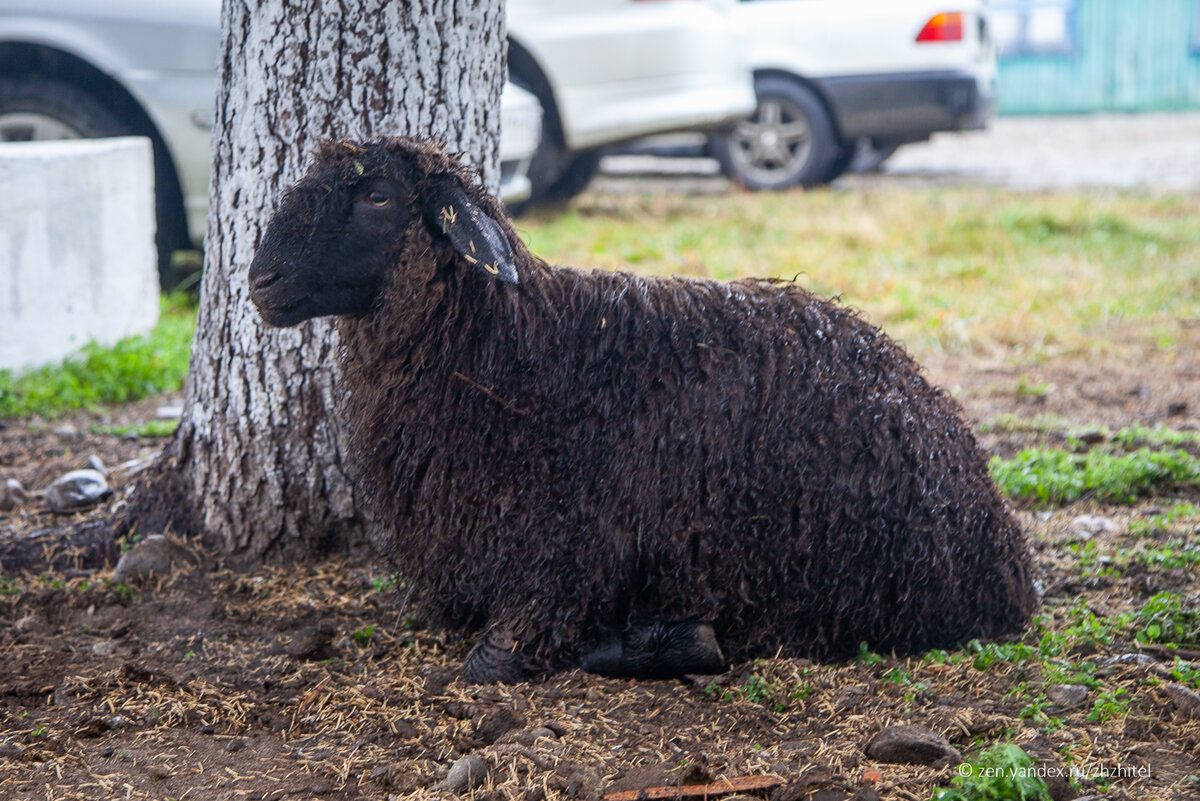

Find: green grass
990;447;1200;506
522;187;1200;361
933;743;1051;801
91;419;181;439
0;294;195;419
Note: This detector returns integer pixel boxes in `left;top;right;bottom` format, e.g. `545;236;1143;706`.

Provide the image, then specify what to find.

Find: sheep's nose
249;270;282;292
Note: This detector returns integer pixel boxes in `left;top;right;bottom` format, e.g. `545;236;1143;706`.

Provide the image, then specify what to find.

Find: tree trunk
131;0;505;565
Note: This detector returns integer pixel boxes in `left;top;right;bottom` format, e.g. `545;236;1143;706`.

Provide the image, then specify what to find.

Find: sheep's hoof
462;629;529;684
582;621;726;679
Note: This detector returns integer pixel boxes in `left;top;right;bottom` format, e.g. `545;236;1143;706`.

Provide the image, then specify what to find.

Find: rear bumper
816;70;994;144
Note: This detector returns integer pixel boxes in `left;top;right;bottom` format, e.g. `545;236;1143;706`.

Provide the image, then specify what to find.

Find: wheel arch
506;37;565;151
0;40;191;248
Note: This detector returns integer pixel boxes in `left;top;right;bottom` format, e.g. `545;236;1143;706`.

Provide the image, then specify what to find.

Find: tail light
916;12;964;42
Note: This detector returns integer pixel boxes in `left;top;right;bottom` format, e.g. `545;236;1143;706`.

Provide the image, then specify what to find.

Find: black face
249;173;412;327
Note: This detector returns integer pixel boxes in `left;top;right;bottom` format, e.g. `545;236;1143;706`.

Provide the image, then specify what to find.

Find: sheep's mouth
253;296;314;328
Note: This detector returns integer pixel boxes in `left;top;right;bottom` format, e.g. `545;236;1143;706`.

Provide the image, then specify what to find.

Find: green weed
92;419;180;438
990;447;1200;506
934;743;1052;801
0;294;195;419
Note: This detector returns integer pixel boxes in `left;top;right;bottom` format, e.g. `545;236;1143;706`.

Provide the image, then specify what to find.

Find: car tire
712;76;842;190
508;59;597;212
0;76;191;288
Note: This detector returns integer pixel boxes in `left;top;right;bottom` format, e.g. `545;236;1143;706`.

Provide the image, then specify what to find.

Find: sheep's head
249;137;516;328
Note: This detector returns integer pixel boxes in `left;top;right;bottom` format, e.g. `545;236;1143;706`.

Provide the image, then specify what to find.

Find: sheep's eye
368;191;390;207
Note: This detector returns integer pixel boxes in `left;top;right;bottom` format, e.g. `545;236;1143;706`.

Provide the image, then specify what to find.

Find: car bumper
816;70;994;144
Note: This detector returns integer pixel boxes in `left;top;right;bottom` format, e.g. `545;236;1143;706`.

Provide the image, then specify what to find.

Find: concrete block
0;137;159;373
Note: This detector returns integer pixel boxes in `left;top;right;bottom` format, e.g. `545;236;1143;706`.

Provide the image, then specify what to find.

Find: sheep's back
346;265;1033;667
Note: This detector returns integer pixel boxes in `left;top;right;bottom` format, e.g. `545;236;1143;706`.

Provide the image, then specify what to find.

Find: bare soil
1;356;1199;801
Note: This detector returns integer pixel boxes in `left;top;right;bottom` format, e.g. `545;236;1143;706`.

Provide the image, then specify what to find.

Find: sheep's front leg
462;626;529;684
582;621;726;679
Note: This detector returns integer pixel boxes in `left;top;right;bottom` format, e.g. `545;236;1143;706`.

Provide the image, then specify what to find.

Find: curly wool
323;138;1035;672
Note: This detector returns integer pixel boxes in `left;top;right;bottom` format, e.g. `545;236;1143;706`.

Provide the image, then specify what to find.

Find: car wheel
541;149;601;202
0;76;191;288
712;76;842;190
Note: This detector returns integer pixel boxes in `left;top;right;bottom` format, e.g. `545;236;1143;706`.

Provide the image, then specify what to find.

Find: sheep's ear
424;181;518;284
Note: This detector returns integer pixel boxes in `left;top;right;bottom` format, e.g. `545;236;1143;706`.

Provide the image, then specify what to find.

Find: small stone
1167;401;1188;416
473;709;522;744
1105;652;1157;667
565;766;601;801
14;614;37;633
45;469;112;513
444;754;489;794
100;746;115;758
0;478;29;512
1074;427;1107;445
864;725;961;766
149;765;171;780
112;534;198;583
287;622;335;659
309;780;330;795
91;640;116;657
529;726;557;740
53;424;79;438
1165;682;1200;717
1071;514;1119;538
225;738;245;753
156;404;183;419
1046;684;1089;709
200;724;216;735
0;743;25;759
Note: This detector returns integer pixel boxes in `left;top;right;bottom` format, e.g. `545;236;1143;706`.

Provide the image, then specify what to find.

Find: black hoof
582;621;726;679
462;628;529;684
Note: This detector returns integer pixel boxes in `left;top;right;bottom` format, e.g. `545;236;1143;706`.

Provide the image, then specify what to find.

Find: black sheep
249;137;1036;683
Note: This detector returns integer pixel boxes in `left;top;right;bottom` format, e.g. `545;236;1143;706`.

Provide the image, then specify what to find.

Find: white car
709;0;996;189
0;0;541;285
506;0;756;208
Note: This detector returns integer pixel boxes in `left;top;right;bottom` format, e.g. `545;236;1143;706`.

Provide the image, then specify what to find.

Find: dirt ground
1;355;1199;801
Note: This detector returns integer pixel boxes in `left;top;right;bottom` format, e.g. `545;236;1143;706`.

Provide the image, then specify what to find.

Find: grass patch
523;187;1200;361
990;447;1200;506
0;294;195;419
934;743;1051;801
91;419;180;439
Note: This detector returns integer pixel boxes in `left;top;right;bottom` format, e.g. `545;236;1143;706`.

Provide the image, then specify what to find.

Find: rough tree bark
131;0;505;565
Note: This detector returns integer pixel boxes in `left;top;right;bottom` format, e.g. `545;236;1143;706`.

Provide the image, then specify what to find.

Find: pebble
112;534;198;583
100;746;115;758
0;743;25;760
1165;682;1200;717
91;640;116;657
309;781;330;795
1046;684;1090;709
444;754;489;794
0;478;29;512
1071;514;1119;538
44;469;112;513
225;738;245;753
53;424;79;438
864;725;961;766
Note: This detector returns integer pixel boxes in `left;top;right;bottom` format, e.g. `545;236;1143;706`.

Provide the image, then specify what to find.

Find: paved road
597;112;1200;193
881;112;1200;192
